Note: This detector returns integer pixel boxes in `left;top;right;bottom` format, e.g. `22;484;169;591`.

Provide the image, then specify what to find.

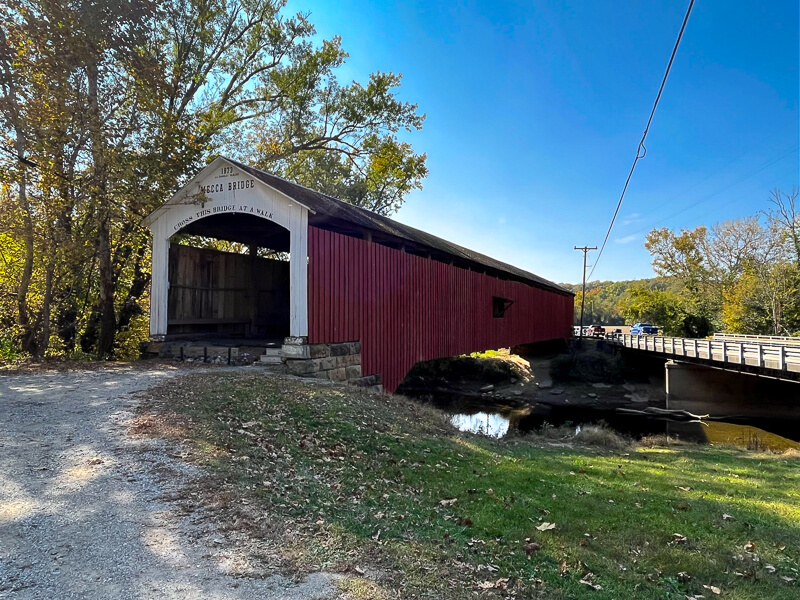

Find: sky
286;0;799;285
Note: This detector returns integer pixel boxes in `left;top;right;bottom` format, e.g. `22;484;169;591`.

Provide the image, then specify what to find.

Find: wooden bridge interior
166;214;290;340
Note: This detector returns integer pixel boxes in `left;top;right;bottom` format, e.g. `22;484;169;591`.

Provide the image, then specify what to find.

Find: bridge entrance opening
166;213;290;341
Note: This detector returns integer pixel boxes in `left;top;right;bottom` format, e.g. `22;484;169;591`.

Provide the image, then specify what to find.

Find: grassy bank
140;372;799;599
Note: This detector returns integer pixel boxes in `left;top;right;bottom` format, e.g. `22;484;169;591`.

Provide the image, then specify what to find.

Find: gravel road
0;366;338;600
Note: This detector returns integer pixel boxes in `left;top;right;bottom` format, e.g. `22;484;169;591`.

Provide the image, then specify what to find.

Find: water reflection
442;397;799;452
450;412;510;438
667;421;800;452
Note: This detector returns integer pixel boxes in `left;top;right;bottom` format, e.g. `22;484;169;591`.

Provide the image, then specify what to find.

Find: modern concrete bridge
608;333;800;382
606;333;800;420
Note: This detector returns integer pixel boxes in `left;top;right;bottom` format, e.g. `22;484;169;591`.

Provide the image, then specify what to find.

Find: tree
645;208;799;337
765;188;800;266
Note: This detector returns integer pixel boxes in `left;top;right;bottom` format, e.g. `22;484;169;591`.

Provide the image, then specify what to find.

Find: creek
419;392;800;452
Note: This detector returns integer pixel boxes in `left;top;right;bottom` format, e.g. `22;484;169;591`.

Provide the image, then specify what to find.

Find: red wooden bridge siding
308;227;573;392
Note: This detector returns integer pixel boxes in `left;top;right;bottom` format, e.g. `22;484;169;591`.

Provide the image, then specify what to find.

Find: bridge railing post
681;338;686;356
722;341;727;363
693;338;697;357
757;343;764;368
707;339;712;360
738;343;743;365
779;345;786;370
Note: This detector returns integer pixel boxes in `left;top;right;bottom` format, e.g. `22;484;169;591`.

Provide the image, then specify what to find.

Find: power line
627;146;799;236
588;0;695;280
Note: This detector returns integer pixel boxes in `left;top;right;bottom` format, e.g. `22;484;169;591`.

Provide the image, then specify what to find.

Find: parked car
587;324;605;337
630;322;658;335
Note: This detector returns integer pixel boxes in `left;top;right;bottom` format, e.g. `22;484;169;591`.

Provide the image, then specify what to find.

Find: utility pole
574;246;597;346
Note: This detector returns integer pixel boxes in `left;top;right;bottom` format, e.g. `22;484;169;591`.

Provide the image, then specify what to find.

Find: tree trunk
40;260;55;355
16;185;37;356
2;25;38;356
86;60;116;359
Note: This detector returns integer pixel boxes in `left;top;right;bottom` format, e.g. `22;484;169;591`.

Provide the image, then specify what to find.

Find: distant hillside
558;277;681;325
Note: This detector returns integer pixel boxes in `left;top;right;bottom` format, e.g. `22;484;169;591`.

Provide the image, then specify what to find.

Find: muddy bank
397;349;665;413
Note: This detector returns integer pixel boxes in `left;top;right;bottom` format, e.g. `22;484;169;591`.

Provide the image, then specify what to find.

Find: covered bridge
143;157;573;391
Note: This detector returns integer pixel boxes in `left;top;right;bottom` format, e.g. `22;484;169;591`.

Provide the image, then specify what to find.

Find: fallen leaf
671;533;688;545
439;498;457;507
536;522;556;531
781;576;796;583
477;581;494;590
744;541;756;552
559;560;569;576
579;573;602;590
702;584;721;595
524;542;540;556
722;513;735;520
677;571;691;583
676;486;691;491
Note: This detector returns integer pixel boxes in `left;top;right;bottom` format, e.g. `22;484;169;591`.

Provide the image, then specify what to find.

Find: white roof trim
140;156;314;228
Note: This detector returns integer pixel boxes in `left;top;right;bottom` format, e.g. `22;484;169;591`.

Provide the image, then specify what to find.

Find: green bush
0;334;23;362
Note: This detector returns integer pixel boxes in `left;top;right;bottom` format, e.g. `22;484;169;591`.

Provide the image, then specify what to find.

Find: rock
479;384;494;392
592;383;610;389
623;383;636;392
512;391;523;396
537;379;553;389
549;388;564;395
587;392;597;398
510;378;518;384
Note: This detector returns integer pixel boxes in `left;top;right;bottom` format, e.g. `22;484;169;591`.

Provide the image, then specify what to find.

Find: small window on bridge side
493;296;514;318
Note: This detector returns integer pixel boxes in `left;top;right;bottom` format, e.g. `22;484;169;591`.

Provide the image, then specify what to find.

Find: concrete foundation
665;360;800;420
281;337;382;391
149;341;267;364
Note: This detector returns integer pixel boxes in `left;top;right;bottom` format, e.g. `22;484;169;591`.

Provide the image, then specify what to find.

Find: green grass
143;372;800;599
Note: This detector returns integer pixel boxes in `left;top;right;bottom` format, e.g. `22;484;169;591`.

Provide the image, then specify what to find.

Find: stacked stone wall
282;337;381;390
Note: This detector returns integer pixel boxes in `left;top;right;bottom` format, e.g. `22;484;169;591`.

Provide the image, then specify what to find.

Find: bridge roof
224;158;571;295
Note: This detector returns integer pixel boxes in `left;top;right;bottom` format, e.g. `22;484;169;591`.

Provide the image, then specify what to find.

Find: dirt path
0;366;338;600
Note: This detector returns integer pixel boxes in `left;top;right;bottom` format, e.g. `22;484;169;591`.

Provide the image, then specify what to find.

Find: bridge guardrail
712;333;800;346
607;333;800;375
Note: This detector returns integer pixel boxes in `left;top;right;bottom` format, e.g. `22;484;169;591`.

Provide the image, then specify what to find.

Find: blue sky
287;0;799;284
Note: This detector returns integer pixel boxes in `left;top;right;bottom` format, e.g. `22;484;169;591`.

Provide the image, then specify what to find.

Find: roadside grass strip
141;372;800;600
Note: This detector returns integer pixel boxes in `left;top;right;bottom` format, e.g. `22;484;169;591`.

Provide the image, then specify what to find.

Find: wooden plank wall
308;227;574;391
167;244;290;337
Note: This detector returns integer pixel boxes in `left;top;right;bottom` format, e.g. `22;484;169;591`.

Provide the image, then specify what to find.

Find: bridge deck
609;334;800;380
